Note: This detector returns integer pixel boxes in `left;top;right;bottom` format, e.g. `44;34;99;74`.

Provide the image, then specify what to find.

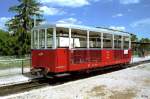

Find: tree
0;29;17;56
0;29;9;55
140;38;150;43
131;34;138;42
138;38;150;57
7;0;43;56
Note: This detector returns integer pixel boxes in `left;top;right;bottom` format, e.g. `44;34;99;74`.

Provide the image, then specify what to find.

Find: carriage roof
32;23;131;37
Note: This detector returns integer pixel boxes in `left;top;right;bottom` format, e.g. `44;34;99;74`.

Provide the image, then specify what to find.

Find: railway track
0;60;150;96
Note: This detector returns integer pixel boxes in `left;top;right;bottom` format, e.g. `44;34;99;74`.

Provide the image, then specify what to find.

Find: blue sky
0;0;150;38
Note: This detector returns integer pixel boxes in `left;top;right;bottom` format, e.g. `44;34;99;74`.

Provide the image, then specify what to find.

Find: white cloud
112;13;123;18
130;18;150;28
89;0;140;5
40;6;65;16
119;0;140;5
0;17;10;30
40;0;90;7
109;26;126;31
57;18;82;24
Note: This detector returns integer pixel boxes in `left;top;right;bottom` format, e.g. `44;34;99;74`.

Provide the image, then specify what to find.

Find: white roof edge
32;23;130;36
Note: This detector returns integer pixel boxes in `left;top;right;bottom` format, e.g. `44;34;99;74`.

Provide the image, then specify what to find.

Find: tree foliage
139;38;150;55
5;0;43;56
131;35;138;42
0;30;15;55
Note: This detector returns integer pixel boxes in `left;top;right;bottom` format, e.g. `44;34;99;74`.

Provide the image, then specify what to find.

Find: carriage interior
32;26;130;50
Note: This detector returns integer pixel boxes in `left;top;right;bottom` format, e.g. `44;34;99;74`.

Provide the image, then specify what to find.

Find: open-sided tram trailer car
31;24;131;76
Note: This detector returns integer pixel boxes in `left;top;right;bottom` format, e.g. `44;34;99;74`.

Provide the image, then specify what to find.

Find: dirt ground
2;63;150;99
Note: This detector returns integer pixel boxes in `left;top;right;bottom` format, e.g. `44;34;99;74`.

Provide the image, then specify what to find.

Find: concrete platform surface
0;75;31;87
132;56;150;63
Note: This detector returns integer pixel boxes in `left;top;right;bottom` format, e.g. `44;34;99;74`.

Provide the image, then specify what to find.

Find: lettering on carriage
88;64;90;67
124;50;128;54
56;66;65;69
106;51;110;59
38;52;44;56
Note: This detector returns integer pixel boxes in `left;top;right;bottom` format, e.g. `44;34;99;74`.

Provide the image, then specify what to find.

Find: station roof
33;23;131;36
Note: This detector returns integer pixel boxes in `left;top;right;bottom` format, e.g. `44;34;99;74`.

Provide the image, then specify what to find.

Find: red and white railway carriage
31;24;131;75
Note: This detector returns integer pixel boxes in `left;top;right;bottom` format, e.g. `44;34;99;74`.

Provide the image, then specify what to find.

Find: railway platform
0;75;31;87
131;56;150;63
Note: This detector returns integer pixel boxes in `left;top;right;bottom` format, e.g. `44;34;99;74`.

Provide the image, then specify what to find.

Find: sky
0;0;150;38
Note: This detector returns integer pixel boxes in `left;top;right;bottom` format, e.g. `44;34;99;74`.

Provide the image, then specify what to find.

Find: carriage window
47;28;53;48
124;36;129;49
39;29;45;49
114;35;122;49
56;27;69;48
103;33;112;48
32;30;38;49
72;29;87;48
89;31;101;48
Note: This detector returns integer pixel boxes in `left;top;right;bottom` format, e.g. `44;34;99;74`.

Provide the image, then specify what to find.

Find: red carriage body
31;24;131;74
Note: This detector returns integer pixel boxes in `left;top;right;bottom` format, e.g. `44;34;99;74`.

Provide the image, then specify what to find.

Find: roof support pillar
69;28;72;49
121;36;124;49
45;28;47;49
87;30;90;49
129;36;131;49
53;27;57;49
37;29;40;49
112;34;114;49
101;33;103;49
31;30;33;49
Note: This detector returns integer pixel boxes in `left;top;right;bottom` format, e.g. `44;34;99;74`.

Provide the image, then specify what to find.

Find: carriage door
55;48;68;72
55;28;69;72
